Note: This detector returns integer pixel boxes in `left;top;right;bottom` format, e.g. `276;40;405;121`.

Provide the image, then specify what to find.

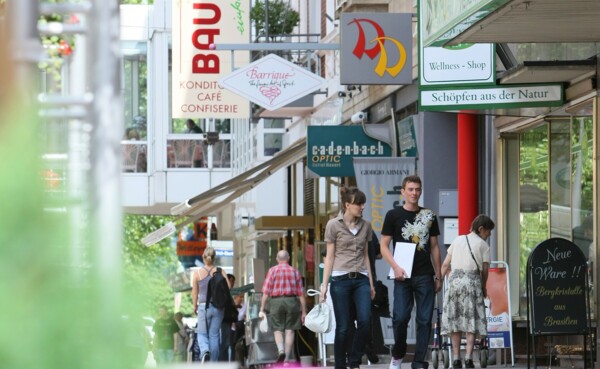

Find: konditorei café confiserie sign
172;0;250;119
307;125;392;178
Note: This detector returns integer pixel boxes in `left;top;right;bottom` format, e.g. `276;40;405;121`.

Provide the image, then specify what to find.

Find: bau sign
219;54;325;111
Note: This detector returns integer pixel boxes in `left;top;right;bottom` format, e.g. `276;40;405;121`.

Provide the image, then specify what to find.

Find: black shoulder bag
465;235;485;296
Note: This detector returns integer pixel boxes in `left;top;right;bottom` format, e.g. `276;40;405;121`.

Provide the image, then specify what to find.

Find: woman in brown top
320;186;375;369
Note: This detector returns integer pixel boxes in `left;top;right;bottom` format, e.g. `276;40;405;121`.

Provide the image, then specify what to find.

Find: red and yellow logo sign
348;18;408;77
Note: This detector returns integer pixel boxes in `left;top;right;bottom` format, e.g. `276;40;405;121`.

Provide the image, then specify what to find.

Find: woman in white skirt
441;215;495;369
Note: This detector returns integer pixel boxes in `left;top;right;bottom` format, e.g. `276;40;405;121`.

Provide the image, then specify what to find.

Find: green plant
38;10;78;91
251;0;300;39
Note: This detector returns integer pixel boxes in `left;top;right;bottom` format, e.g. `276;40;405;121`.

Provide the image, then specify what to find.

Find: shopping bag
304;290;332;333
258;311;269;333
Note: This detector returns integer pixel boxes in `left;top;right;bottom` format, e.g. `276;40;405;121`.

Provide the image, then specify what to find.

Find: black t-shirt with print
381;206;440;277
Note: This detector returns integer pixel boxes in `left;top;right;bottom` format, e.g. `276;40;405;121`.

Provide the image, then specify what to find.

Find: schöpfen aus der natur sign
528;238;588;335
307;125;392;178
419;84;564;111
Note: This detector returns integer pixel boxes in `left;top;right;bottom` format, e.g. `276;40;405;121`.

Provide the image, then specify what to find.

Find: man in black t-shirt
380;175;442;369
152;305;180;364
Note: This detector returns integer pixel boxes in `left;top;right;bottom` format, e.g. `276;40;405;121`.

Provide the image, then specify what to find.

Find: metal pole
88;0;123;310
7;0;41;101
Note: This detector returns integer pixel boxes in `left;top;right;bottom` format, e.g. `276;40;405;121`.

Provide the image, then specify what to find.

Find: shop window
211;139;231;168
121;41;147;173
263;119;285;128
518;125;549;314
264;133;283;156
167;139;207;168
570;113;595;315
515;108;595;317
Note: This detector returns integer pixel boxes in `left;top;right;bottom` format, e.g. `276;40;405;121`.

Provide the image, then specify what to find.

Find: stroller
431;302;450;369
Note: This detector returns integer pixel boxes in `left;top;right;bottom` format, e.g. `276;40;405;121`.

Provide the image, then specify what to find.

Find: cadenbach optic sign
307;125;392;178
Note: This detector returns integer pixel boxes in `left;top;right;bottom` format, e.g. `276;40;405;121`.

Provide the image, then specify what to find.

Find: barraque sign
219;54;325;111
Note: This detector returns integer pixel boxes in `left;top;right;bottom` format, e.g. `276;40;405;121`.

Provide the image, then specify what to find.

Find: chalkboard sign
528;238;588;335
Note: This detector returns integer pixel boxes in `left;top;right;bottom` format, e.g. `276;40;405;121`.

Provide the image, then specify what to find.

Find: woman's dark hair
340;186;366;207
470;214;495;234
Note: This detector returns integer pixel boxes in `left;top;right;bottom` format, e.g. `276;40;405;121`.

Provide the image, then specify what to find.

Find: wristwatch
434;276;441;281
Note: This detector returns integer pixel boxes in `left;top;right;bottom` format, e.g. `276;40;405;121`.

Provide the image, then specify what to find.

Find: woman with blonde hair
192;246;230;363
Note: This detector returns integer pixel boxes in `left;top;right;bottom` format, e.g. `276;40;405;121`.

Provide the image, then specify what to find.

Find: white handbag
304;289;332;334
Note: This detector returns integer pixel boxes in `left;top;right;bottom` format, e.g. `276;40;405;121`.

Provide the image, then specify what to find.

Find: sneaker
389;357;402;369
464;359;474;368
200;352;210;364
452;359;462;369
277;351;286;363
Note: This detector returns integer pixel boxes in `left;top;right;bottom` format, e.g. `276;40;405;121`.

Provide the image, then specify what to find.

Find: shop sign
419;84;563;111
171;0;250;119
340;13;412;85
486;266;512;348
370;97;393;123
421;0;510;47
219;54;325;111
396;115;418;157
419;43;495;86
527;238;588;335
419;0;495;86
307;125;392;178
353;157;416;238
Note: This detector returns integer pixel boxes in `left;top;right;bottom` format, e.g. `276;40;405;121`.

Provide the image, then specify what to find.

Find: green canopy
230;283;254;296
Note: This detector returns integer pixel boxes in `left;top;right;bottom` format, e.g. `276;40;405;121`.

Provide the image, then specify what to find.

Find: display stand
486;261;515;367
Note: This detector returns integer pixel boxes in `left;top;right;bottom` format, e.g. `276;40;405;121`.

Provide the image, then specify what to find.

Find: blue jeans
392;275;434;369
197;303;225;362
330;275;371;369
219;321;233;361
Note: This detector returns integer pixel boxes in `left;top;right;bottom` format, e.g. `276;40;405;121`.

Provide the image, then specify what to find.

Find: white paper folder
388;242;416;279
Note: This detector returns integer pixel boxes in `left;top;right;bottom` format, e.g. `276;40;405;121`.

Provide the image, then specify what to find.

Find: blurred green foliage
122;214;194;317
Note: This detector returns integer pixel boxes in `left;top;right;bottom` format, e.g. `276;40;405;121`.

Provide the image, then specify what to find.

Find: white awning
142;138;306;246
443;0;600;45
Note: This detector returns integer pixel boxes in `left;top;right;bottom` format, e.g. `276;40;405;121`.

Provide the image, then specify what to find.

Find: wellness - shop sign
307;125;392;178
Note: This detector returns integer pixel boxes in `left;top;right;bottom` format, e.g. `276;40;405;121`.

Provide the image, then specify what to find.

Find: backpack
371;280;390;317
206;267;232;309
